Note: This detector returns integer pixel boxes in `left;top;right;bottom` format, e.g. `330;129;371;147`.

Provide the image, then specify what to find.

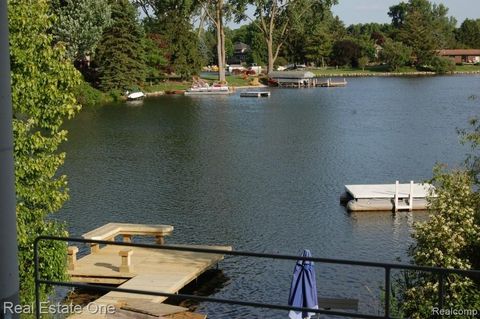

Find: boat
126;91;146;100
184;81;231;96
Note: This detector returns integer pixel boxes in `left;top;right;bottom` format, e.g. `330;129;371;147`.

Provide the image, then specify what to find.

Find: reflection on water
59;76;479;318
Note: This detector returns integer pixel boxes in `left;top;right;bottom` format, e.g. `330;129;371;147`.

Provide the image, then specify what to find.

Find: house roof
438;49;480;56
234;42;250;52
268;71;315;79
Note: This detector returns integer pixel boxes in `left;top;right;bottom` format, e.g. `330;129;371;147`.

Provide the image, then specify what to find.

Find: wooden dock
341;181;435;212
240;91;271;97
67;223;231;318
318;78;347;87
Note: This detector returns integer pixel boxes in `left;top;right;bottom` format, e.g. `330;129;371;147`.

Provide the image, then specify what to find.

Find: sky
332;0;479;26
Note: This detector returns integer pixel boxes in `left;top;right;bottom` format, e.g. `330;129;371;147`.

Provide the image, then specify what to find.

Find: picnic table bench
82;222;174;252
68;223;174;272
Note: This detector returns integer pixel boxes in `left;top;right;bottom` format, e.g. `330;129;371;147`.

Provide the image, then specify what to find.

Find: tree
232;0;337;73
380;39;412;71
331;39;360;67
198;0;228;82
392;117;480;318
140;0;203;79
51;0;112;64
95;0;146;91
456;19;480;49
390;0;456;65
8;0;81;304
400;167;480;318
302;13;346;67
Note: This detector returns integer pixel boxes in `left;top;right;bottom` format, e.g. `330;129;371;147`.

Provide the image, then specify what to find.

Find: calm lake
59;76;479;318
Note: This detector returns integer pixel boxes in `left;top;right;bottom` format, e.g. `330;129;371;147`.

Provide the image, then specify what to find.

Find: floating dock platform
240;91;271;97
67;223;231;318
319;78;347;87
340;181;435;212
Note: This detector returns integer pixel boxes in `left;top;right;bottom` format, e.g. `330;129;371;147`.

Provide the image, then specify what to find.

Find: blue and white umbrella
288;249;318;319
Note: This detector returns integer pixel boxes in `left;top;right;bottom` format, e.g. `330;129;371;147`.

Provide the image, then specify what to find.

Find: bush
274;56;288;67
358;56;369;71
430;56;456;74
380;40;412;71
74;80;108;107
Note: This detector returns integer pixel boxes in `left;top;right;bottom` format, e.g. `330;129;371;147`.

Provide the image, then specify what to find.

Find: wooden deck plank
69;243;230;318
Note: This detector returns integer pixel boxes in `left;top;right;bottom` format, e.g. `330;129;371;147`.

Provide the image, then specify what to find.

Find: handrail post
384;267;391;319
409;181;414;211
394;181;399;212
34;239;41;319
438;272;445;310
0;1;20;317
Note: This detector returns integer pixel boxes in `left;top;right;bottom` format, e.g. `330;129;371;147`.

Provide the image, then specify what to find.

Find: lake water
59;76;479;318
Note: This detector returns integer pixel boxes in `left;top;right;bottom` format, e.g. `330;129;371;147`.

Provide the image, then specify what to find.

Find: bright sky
332;0;479;26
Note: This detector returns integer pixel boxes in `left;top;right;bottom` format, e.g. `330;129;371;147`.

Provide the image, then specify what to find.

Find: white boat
126;91;146;100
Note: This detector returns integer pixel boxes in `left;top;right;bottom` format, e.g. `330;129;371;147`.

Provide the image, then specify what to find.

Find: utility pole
0;1;20;318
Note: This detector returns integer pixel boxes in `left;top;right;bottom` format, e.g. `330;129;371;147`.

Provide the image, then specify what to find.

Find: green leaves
95;0;147;91
52;0;112;62
8;0;81;305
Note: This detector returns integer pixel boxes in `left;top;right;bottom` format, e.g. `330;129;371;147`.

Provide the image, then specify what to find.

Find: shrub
380;40;412;71
358;56;369;71
430;56;456;74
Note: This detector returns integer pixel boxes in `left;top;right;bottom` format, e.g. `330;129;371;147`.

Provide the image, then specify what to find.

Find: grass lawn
310;65;418;76
455;64;480;72
143;81;191;92
310;64;480;76
143;74;254;92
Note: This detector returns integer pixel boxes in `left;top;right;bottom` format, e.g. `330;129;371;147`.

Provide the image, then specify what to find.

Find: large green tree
51;0;112;63
140;0;203;79
231;0;337;73
95;0;146;91
8;0;81;304
456;19;480;49
389;0;456;65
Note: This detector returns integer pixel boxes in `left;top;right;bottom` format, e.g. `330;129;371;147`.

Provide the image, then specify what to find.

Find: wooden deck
68;224;231;318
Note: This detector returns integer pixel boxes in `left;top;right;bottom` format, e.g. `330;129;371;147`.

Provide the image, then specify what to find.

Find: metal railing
34;236;480;319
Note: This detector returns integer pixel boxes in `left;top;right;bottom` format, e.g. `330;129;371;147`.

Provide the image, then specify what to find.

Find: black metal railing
34;236;480;319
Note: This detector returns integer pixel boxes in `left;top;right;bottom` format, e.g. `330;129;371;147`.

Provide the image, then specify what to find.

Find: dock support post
409;181;414;211
90;243;100;254
155;235;165;245
119;249;133;273
68;246;79;271
394;181;399;212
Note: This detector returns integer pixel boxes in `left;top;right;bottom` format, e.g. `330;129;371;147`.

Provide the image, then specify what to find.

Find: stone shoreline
314;70;480;77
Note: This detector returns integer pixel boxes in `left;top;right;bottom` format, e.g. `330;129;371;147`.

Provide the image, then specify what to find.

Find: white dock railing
394;180;414;212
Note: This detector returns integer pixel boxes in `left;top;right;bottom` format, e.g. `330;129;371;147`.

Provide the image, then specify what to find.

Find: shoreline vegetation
75;65;480;107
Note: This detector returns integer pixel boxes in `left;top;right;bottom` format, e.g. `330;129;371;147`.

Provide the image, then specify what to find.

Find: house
230;42;250;64
268;71;317;87
437;49;480;64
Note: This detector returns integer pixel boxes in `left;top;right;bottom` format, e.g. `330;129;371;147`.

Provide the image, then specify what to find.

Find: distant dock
240;91;271;97
340;181;435;212
319;78;347;87
68;223;231;318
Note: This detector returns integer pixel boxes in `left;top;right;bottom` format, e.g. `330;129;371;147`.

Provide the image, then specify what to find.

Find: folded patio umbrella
288;249;318;319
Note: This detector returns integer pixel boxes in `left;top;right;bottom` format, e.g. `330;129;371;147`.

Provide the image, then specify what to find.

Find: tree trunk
216;0;226;83
267;36;274;74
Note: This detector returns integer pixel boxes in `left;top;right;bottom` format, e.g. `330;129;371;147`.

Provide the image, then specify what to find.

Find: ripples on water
59;76;479;318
